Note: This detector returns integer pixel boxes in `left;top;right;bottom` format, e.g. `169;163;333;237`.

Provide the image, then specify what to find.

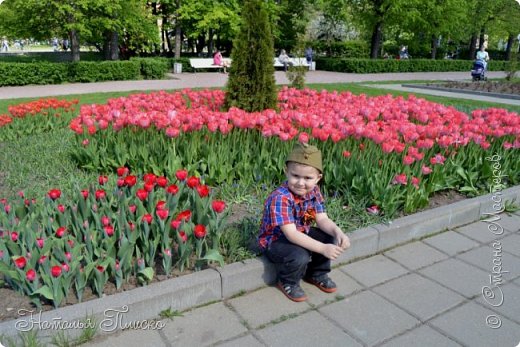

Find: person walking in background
305;47;313;67
1;38;9;52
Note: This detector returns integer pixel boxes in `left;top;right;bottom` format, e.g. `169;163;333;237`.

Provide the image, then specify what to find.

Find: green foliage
68;61;141;82
310;40;370;58
0;62;68;86
224;0;278;112
131;57;170;79
315;57;509;73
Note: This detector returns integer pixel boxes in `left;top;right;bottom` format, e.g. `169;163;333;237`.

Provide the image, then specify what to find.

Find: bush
0;62;68;86
68;61;141;83
131;57;170;79
315;58;509;73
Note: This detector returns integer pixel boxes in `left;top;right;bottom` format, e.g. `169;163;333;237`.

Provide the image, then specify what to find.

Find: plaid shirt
258;182;326;250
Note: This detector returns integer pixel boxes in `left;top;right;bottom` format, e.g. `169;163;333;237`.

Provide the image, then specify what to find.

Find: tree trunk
174;0;182;58
370;21;383;59
196;35;205;56
478;27;485;50
70;30;80;62
505;33;514;61
208;29;214;54
430;34;437;59
109;31;119;60
103;31;119;60
469;33;477;60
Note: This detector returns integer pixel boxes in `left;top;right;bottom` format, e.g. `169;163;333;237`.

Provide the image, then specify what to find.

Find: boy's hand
334;229;350;250
321;244;344;260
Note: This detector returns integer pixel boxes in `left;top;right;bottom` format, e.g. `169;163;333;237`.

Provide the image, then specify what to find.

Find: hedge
315;58;509;73
0;57;193;86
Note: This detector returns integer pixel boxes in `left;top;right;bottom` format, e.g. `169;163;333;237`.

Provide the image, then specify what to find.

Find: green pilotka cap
286;143;323;173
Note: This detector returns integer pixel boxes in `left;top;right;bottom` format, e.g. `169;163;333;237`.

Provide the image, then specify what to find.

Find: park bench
189;56;310;72
189;58;230;72
273;57;310;69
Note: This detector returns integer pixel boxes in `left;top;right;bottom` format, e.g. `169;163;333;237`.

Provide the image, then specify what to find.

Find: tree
348;0;412;59
224;0;277;112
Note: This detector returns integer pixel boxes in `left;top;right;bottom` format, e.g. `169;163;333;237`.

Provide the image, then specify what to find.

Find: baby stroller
471;59;487;81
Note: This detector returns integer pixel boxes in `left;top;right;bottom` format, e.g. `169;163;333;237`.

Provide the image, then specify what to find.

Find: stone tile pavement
87;211;520;347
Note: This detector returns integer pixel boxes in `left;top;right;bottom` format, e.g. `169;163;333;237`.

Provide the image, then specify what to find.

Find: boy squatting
258;143;351;302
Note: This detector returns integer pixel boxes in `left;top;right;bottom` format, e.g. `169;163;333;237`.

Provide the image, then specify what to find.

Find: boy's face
285;162;322;197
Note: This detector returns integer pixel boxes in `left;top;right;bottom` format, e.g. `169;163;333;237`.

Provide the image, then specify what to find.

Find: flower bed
0;98;78;141
69;87;520;216
0;169;228;308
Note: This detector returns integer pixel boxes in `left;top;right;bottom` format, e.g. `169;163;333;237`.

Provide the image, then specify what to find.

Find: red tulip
156;200;167;210
67;239;74;248
124;175;137;187
196;185;210;198
143;173;156;183
128;221;135;231
104;225;114;236
298;132;309;144
96;265;105;273
129;205;137;214
14;256;27;269
36;238;44;248
144;181;155;192
81;189;89;199
342;151;351;158
178;231;188;243
194;224;207;239
392;174;407;185
176;210;191;221
51;265;62;277
3;204;10;213
211;200;226;213
11;231;19;242
101;215;110;226
98;175;109;185
57;204;65;213
166;184;179;195
26;269;36;282
117;178;125;187
186;176;200;188
56;227;66;238
366;205;380;215
156;209;169;220
117;167;129;177
142;214;153;224
95;189;106;200
62;263;70;272
48;189;62;200
175;169;188;181
421;165;432;175
136;189;148;201
170;220;181;229
156;176;168;187
39;255;47;264
65;252;72;261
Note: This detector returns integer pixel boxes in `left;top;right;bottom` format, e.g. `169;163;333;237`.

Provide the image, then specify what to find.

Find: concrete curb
401;84;520;100
1;185;519;341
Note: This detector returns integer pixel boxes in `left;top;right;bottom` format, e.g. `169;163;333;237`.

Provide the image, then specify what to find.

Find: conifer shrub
224;0;277;112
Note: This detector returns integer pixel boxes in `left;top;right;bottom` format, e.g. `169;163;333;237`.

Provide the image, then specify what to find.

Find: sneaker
303;275;337;293
276;282;308;302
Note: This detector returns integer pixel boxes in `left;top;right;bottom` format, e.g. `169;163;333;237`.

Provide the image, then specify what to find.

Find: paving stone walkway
88;211;520;347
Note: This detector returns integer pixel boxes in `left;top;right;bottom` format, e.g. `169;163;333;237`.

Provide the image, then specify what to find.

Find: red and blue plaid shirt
258;182;326;250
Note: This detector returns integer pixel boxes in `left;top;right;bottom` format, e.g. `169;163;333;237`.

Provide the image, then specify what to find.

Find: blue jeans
265;227;334;285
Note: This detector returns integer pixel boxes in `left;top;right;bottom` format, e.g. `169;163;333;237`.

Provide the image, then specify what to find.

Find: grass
0;81;518;264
